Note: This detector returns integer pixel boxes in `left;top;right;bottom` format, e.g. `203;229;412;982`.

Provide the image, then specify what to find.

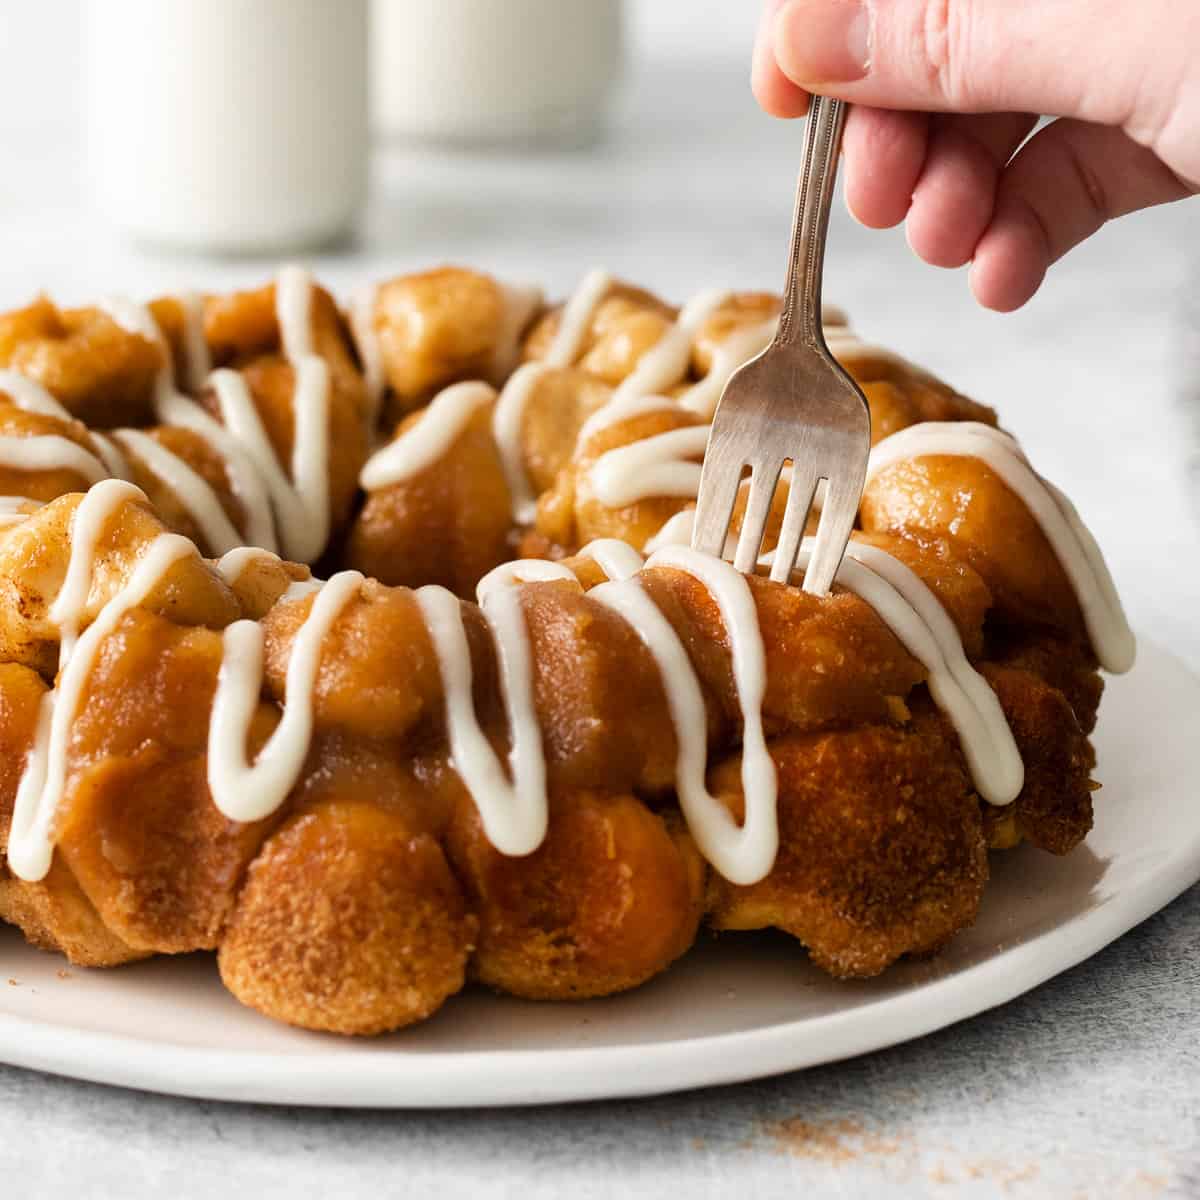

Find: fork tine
733;460;784;573
690;447;745;558
801;469;862;596
769;464;820;584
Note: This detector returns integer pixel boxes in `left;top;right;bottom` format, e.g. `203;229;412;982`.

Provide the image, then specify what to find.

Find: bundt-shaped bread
0;265;1133;1034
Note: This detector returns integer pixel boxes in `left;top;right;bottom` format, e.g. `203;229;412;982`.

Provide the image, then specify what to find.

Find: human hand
753;0;1199;310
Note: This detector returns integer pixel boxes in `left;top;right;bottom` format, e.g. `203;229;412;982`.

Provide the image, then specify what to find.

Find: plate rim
2;637;1198;1108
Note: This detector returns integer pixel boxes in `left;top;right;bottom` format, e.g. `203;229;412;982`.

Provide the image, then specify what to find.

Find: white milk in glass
372;0;623;146
85;0;368;253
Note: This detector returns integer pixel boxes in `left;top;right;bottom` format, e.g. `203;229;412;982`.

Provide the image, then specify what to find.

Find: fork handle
774;95;847;353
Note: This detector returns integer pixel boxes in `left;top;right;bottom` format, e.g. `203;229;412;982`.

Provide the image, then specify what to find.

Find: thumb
772;0;1192;133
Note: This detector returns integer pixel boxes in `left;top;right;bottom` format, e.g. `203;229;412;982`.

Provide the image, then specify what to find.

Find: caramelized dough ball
0;662;144;966
220;741;476;1036
55;611;280;952
0;491;239;679
200;353;366;545
979;664;1096;854
521;581;688;794
0;399;107;500
706;713;988;978
861;455;1087;641
0;296;162;428
850;531;994;660
261;578;500;745
539;406;705;551
223;553;313;621
640;567;929;735
117;425;247;555
203;280;363;386
690;292;779;375
987;627;1103;735
447;787;704;999
195;279;368;543
347;401;513;596
524;283;677;383
518;367;611;496
369;267;529;414
859;376;998;443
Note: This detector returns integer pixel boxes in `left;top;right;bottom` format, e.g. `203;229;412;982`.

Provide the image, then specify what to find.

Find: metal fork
691;96;871;596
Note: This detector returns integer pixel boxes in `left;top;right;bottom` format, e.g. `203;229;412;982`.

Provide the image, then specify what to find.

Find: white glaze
840;540;1024;804
178;290;212;392
0;368;110;485
348;282;387;434
758;538;1025;806
477;558;579;597
208;365;329;563
112;428;243;555
359;381;496;491
153;388;279;554
417;584;547;856
644;508;696;553
574;537;646;582
588;424;710;508
545;269;611;367
608;289;728;405
8;529;197;881
488;282;544;382
0;370;74;420
215;545;285;587
492;363;550;524
90;434;134;482
866;421;1136;673
575;392;681;447
49;479;149;663
207;570;364;823
101;280;331;561
677;317;776;419
0;435;108;487
643;544;779;881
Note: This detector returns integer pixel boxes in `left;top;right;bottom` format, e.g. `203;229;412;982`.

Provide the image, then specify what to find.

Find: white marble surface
0;3;1198;1197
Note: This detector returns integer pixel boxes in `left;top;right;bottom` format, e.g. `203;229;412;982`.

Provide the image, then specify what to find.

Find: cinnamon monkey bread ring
0;265;1133;1034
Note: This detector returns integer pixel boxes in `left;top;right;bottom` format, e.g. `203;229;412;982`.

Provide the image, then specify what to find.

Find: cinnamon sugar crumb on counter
760;1116;908;1164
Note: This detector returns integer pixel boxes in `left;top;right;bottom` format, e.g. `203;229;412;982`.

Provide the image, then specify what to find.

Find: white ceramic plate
2;638;1198;1108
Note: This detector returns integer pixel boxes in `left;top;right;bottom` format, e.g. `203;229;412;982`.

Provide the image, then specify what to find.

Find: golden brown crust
706;712;989;977
345;402;513;595
55;611;279;952
0;400;103;501
220;789;475;1035
446;788;704;1000
0;297;161;428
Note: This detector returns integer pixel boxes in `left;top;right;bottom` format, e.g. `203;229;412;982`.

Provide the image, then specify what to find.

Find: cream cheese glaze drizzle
491;363;550;524
7;479;198;881
359;382;496;491
348;283;387;434
207;569;364;824
99;267;333;564
420;581;549;856
866;421;1136;674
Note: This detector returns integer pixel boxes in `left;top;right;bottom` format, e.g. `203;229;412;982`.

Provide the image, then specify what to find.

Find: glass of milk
371;0;624;146
84;0;369;254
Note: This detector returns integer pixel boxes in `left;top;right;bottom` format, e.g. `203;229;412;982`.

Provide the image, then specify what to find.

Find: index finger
754;0;811;117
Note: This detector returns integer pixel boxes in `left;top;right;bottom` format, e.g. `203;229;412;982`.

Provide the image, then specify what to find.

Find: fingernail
774;0;872;85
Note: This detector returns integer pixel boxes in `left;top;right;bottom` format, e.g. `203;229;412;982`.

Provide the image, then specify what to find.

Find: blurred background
0;0;1195;651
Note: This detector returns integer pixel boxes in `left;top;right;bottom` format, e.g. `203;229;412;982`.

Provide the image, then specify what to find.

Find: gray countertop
1;5;1198;1196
